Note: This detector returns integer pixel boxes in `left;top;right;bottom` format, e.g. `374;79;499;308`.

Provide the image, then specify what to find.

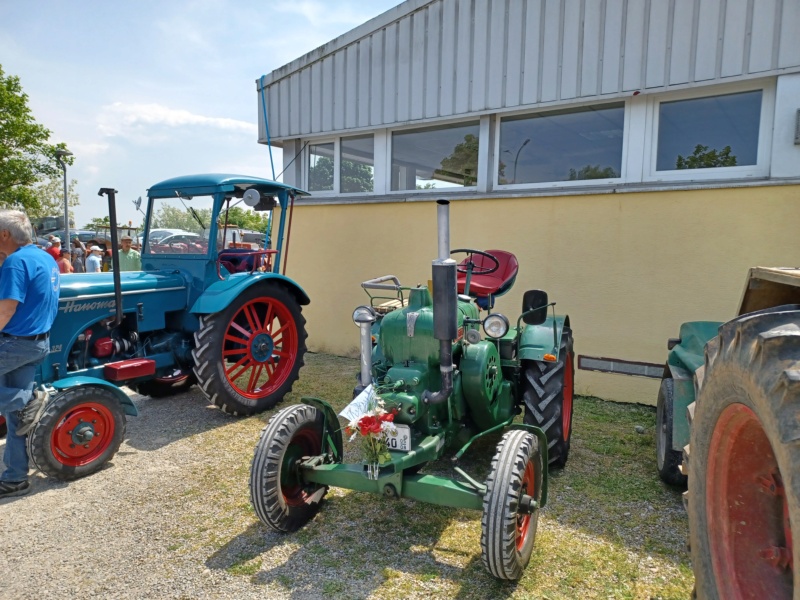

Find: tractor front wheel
522;327;574;467
481;429;543;580
250;404;328;532
192;282;307;416
655;377;686;487
28;386;126;481
686;308;800;600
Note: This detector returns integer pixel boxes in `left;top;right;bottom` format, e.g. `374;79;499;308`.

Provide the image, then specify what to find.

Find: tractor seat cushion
219;249;256;273
456;250;519;298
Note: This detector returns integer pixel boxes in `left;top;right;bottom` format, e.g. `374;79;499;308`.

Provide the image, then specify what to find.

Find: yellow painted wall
278;184;800;405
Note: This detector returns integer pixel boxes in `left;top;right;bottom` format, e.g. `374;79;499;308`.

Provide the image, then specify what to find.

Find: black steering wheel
450;248;500;275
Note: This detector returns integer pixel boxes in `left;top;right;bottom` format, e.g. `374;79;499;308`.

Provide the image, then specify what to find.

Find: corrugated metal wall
259;0;800;142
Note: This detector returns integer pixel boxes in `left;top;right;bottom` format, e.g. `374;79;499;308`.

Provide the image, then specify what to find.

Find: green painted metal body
664;321;722;451
517;315;568;362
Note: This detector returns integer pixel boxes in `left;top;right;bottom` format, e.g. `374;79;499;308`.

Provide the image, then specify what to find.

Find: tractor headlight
353;305;378;325
483;314;510;339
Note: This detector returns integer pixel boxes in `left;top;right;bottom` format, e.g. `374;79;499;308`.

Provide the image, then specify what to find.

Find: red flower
358;415;382;436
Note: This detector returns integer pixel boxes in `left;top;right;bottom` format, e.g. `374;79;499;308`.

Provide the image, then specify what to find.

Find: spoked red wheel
706;404;792;599
562;351;574;440
250;404;329;532
481;429;543;580
28;387;126;481
223;296;298;398
193;282;308;416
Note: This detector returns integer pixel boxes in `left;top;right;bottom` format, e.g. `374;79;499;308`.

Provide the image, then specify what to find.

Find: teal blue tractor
250;200;574;580
23;175;310;481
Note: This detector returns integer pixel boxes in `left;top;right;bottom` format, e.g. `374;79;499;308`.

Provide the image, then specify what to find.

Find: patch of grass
162;354;692;599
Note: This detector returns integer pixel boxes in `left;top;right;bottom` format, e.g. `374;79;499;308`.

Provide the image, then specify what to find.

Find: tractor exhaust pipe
98;187;123;329
424;200;457;405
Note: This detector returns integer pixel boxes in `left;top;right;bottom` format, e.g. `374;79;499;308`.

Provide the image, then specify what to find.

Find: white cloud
97;103;257;139
272;0;380;28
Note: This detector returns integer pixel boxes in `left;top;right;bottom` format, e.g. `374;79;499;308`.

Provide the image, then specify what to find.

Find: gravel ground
0;355;692;599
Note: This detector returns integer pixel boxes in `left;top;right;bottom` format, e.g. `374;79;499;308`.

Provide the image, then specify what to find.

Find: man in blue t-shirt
0;210;60;499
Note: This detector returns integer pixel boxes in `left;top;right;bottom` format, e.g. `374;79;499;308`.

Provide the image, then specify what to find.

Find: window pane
391;122;480;191
308;143;334;191
341;135;374;193
657;90;762;171
499;104;624;184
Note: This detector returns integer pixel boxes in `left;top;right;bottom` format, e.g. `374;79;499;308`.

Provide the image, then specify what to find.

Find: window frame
339;133;377;196
642;79;775;182
303;138;338;196
492;100;629;191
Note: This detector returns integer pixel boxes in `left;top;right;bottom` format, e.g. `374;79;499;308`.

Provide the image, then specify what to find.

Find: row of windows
301;80;770;195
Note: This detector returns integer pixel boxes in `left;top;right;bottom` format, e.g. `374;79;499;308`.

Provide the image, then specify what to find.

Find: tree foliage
220;206;270;231
31;176;80;220
0;65;73;211
152;205;212;234
308;156;374;193
438;134;479;186
308;156;334;191
568;164;619;180
676;145;737;169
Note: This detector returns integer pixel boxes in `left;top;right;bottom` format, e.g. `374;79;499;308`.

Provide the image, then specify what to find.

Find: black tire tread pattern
656;377;687;487
192;282;307;416
480;429;542;580
28;387;126;481
250;404;327;532
522;327;574;467
686;306;800;600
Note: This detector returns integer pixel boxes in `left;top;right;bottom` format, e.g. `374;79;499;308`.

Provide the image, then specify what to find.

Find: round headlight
353;305;377;325
483;314;510;339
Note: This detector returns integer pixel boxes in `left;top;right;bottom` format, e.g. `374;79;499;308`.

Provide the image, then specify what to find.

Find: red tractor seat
456;250;519;299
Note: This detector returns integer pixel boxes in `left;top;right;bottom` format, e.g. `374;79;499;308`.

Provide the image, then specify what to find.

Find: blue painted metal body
36;174;310;400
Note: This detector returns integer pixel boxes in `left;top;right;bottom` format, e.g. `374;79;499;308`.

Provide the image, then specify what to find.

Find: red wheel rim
516;459;536;551
281;427;321;506
562;352;574;440
221;297;298;399
707;403;792;600
50;402;116;467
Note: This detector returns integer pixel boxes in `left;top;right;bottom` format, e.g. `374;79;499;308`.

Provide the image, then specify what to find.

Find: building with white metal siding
256;0;800;404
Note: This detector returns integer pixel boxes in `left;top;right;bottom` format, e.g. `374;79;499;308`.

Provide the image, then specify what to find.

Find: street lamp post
55;149;73;250
512;138;530;184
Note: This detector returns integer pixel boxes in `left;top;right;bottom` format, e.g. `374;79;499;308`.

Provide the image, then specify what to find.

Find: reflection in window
391;122;480;191
341;135;374;193
657;90;762;171
308;143;334;191
146;195;214;255
499;104;624;185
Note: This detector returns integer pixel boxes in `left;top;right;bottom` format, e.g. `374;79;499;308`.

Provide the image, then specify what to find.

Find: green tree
308;156;374;193
0;65;73;211
568;164;619;180
31;176;80;220
220;206;270;231
676;144;737;169
308;156;334;191
438;134;479;186
152;205;212;233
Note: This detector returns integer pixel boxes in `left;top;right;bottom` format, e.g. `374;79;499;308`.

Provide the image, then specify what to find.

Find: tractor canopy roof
147;174;309;199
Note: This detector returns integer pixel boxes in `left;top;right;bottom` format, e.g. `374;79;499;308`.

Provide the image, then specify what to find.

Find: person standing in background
117;235;141;271
0;210;59;498
86;246;103;273
44;237;61;262
57;249;73;274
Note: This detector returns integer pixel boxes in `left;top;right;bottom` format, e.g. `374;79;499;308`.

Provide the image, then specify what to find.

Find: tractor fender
49;376;138;417
517;315;569;362
301;397;344;462
190;273;310;315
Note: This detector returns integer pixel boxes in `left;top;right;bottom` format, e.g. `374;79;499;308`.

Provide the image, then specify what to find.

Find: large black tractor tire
481;429;543;580
28;386;126;481
0;415;6;438
522;327;575;468
250;404;329;532
685;307;800;600
192;282;307;416
655;377;686;487
133;369;196;398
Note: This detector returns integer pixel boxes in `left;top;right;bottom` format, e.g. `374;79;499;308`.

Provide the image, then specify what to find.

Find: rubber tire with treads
685;306;800;600
28;387;126;481
133;369;196;398
522;327;574;467
655;377;686;487
250;404;329;532
192;282;307;416
481;429;543;580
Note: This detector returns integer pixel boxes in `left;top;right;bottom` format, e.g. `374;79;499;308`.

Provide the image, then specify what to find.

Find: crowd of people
40;234;141;274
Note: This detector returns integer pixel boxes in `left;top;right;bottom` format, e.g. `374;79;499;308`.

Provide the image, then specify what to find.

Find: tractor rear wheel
686;308;800;600
656;377;686;487
481;429;543;580
193;282;307;416
522;327;574;467
134;369;196;398
0;415;6;438
28;386;126;481
250;404;328;532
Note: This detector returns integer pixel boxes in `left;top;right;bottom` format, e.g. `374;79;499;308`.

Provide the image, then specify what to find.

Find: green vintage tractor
250;200;574;580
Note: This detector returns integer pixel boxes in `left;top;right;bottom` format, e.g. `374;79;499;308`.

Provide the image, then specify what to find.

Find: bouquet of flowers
344;398;399;466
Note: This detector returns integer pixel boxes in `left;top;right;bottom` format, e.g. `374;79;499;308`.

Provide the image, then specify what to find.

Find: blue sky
0;0;400;228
